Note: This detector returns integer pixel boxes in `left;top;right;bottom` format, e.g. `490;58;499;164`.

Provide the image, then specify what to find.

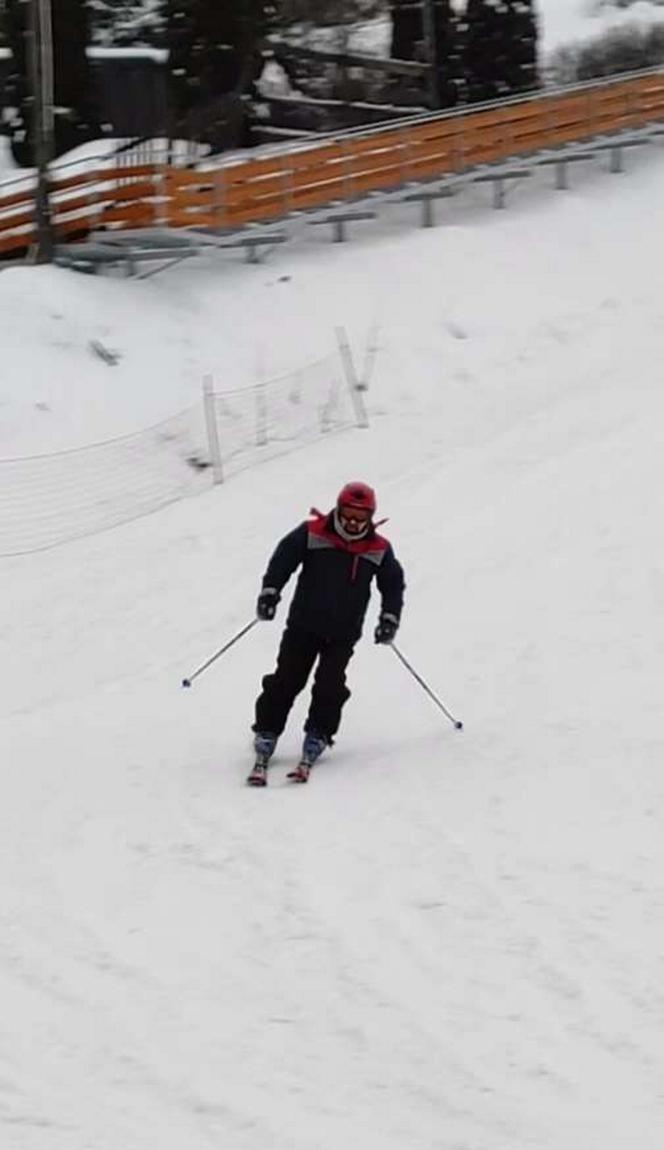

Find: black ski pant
253;624;354;742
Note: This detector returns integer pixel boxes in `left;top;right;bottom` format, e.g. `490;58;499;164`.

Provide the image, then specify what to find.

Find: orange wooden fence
0;163;164;256
2;69;664;258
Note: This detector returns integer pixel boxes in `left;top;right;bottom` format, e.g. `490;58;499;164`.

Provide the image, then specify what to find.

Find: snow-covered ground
0;134;17;179
2;135;664;1149
539;0;664;53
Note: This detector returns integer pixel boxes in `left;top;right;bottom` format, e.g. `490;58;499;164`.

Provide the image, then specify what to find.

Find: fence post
255;384;269;446
202;374;223;484
335;326;369;429
361;321;380;392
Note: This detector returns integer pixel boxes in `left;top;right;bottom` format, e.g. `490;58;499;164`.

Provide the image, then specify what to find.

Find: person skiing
249;481;405;784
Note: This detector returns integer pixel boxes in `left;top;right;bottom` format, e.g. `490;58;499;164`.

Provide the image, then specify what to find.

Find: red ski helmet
336;481;377;515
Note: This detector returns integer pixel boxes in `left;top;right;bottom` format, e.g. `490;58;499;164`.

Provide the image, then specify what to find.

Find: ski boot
287;731;328;784
247;731;278;787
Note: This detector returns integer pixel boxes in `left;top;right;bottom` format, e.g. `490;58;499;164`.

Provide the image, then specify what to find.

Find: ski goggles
338;504;372;529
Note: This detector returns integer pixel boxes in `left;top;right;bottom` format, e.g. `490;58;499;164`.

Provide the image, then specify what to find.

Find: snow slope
2;145;664;1149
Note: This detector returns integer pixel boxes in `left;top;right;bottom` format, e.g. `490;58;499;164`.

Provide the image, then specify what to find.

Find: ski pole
389;642;463;730
181;619;258;688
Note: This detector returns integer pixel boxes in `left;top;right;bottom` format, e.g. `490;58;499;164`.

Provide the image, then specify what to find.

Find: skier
248;482;405;784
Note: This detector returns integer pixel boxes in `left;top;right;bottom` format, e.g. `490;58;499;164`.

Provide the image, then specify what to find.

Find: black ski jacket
262;510;405;642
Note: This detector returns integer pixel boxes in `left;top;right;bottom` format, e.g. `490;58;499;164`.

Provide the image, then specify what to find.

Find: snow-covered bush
88;1;164;47
549;20;664;84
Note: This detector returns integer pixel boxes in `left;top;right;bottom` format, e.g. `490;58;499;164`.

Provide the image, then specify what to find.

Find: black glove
374;612;399;645
257;588;280;621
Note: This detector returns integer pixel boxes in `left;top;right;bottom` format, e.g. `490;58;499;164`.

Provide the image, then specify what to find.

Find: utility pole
26;0;55;262
422;0;440;109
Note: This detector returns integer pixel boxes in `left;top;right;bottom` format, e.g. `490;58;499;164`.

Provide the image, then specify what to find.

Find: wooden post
202;375;224;484
422;0;440;110
335;326;369;429
27;0;55;262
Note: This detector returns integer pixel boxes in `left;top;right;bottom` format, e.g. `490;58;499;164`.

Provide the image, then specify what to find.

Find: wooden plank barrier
2;70;664;257
217;70;664;220
0;163;164;256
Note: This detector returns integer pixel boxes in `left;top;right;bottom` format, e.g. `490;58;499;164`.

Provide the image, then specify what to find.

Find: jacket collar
320;510;379;554
332;507;371;543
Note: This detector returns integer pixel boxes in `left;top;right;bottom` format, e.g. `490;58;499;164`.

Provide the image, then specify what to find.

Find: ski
246;752;319;787
286;761;311;784
246;761;268;787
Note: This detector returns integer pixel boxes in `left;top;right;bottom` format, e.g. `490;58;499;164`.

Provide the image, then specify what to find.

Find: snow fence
0;351;363;556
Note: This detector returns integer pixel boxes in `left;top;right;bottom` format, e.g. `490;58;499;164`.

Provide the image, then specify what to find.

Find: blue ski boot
247;731;278;787
287;732;328;783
